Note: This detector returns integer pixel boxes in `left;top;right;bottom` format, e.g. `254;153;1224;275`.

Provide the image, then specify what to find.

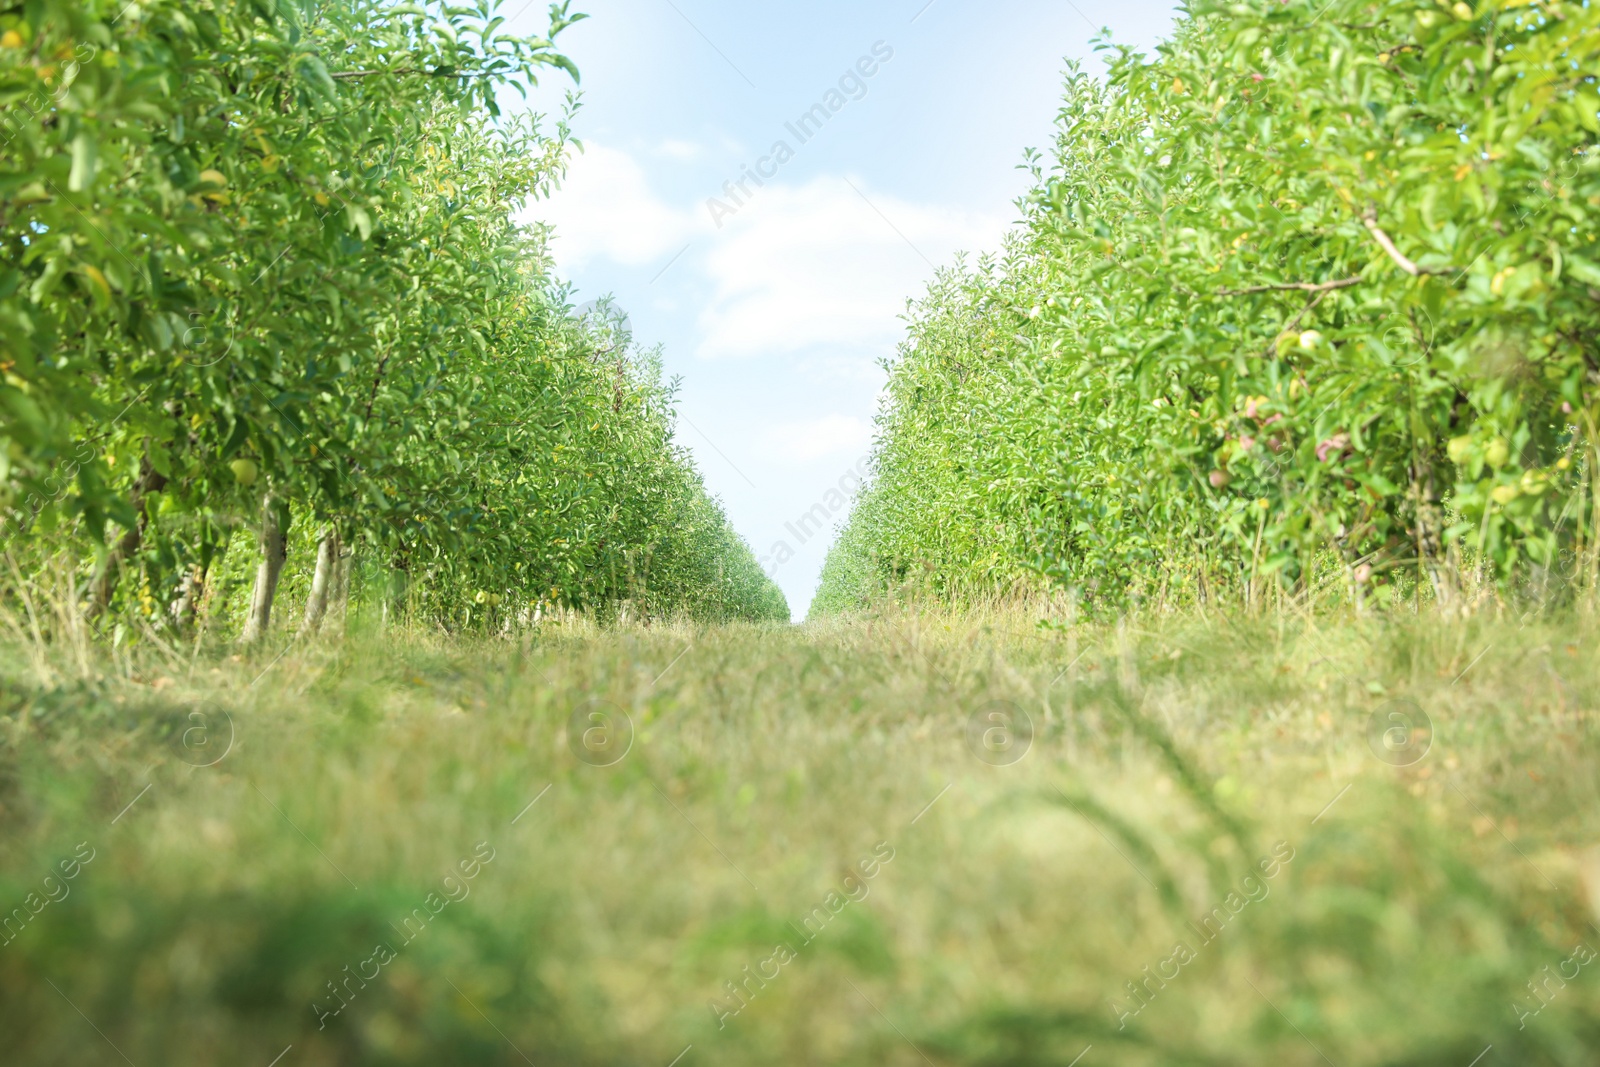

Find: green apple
229;458;258;486
1446;436;1472;465
1298;329;1324;351
1484;438;1510;469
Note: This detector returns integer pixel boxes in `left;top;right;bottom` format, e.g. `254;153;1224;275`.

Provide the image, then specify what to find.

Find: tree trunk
381;565;408;631
241;495;287;644
169;563;206;629
330;544;353;633
86;457;167;619
299;527;340;636
1411;463;1456;611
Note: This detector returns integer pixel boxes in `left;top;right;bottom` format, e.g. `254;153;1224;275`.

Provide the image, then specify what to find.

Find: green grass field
3;607;1599;1066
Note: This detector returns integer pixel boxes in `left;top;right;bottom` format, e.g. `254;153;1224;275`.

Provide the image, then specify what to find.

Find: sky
505;0;1183;619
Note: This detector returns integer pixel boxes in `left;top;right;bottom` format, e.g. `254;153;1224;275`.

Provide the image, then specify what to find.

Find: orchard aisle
2;610;1597;1064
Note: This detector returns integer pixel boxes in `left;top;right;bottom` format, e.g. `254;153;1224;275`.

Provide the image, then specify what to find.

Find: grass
2;604;1599;1066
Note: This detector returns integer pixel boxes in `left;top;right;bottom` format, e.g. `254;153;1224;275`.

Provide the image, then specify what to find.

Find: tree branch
1361;208;1459;276
1219;277;1362;295
1280;290;1329;339
1257;289;1332;359
364;346;394;425
330;67;499;80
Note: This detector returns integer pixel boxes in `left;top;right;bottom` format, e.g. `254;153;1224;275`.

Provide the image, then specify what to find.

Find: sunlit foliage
819;0;1600;614
0;0;786;629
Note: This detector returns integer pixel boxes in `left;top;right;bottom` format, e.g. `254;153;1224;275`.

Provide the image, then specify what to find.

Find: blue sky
507;0;1182;618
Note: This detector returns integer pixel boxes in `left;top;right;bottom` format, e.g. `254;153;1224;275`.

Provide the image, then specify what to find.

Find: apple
1446;436;1473;465
1484;438;1510;469
1208;470;1231;488
1490;484;1519;505
1298;330;1324;351
229;458;258;486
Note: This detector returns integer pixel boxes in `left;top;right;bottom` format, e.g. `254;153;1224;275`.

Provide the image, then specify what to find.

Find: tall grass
2;604;1597;1064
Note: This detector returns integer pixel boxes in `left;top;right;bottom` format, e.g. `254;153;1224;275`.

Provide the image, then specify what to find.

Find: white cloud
529;143;1008;367
795;352;885;385
761;414;873;463
694;176;1005;361
530;142;696;268
656;139;701;160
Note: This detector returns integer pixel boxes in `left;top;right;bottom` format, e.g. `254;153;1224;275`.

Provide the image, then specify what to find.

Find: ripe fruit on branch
229;459;258;486
1315;433;1350;463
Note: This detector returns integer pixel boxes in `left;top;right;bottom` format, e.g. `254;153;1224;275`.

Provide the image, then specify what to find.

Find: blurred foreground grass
2;606;1600;1066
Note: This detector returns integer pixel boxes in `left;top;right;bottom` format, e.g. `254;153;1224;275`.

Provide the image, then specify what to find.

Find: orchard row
0;0;788;634
818;0;1600;614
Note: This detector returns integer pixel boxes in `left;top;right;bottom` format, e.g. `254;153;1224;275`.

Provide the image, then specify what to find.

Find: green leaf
1565;255;1600;288
68;133;97;192
346;203;372;240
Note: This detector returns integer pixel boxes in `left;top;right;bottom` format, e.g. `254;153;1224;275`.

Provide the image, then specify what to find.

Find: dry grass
1;603;1598;1065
